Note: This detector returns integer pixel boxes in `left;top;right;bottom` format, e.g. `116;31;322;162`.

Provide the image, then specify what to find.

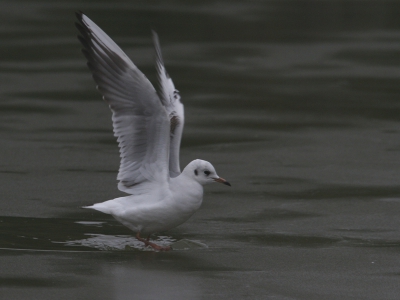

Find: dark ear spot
194;170;198;176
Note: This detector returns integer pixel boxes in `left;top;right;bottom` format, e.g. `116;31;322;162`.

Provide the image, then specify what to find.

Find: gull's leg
135;232;149;245
135;232;171;251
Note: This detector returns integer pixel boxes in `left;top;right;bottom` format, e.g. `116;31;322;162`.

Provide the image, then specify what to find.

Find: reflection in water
64;234;175;251
0;216;209;252
108;265;202;300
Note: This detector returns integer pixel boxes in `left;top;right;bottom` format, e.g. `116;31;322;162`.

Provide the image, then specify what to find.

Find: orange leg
136;232;171;251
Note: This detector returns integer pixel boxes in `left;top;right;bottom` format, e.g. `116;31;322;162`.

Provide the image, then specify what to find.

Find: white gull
75;12;230;251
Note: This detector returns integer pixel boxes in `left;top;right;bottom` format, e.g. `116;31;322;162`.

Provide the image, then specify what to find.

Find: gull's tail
80;201;115;214
81;205;94;209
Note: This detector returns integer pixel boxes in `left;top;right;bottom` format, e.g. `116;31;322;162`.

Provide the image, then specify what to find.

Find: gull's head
184;159;231;187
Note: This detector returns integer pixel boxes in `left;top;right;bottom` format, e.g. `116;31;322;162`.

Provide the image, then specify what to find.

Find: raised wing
152;31;184;178
76;12;170;195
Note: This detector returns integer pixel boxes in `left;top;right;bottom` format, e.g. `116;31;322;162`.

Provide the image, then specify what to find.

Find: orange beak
213;177;231;186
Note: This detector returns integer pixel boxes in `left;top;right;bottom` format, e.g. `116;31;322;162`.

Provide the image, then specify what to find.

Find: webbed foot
136;232;171;251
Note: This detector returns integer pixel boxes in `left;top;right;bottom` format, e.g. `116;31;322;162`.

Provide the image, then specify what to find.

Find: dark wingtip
75;10;84;18
75;11;85;29
224;181;231;187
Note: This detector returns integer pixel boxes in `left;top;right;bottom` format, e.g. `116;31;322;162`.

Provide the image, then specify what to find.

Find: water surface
1;1;400;299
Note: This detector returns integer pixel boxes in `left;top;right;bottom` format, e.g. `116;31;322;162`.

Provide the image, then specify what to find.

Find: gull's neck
170;171;204;205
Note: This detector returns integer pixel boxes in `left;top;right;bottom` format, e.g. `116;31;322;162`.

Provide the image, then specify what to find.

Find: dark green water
1;1;400;299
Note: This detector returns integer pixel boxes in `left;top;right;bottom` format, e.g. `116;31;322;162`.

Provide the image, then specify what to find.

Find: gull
75;12;231;251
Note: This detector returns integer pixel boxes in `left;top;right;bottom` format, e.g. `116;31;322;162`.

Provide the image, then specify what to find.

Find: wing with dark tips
76;12;170;194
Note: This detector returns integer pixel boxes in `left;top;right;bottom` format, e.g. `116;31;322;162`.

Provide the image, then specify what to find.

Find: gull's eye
204;170;210;176
194;170;198;176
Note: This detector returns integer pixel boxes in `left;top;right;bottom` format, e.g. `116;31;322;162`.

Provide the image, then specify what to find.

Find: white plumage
76;12;230;250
